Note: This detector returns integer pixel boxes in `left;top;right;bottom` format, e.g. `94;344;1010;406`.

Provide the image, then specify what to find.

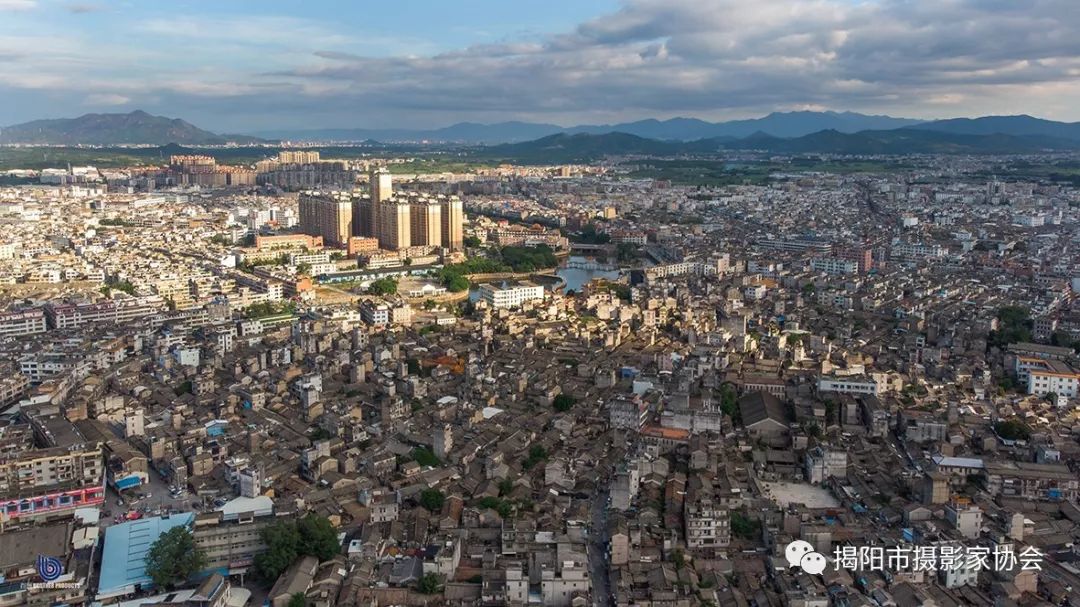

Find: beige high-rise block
409;201;442;247
440;196;464;251
376;200;411;250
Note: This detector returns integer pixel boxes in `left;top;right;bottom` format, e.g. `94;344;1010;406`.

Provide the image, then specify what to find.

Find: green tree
574;224;610;244
994;419;1032;441
297;513;341;561
616;242;640;262
498;478;514;497
296;262;312;276
718;384;740;422
988;306;1033;347
255;520;302;580
444;273;470;292
406;358;422;375
287;593;306;607
412;447;441;467
419;489;445;512
145;526;207;590
730;512;762;540
522;445;548;470
553;394;576;412
464;235;482;248
500;245;558;272
368;277;398;295
416;572;444;594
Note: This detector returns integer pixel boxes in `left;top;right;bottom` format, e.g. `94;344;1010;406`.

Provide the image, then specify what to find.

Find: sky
2;0;1080;132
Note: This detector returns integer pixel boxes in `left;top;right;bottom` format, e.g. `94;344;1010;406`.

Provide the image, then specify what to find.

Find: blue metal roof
97;513;196;597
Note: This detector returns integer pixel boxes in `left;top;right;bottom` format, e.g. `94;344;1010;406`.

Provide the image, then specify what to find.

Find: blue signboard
115;475;142;490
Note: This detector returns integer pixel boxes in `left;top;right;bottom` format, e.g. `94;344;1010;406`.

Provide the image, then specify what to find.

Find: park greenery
254;514;341;581
501;244;558;272
242;300;297;319
367;277;398;295
572;223;610;244
145;526;207;590
437;245;559;292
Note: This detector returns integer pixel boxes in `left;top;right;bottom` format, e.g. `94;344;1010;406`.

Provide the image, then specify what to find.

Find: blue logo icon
36;555;63;582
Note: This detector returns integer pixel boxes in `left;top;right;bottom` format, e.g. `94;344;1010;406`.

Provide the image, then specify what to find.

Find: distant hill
257;111;923;144
722;128;1080;154
568;111;923;140
262;121;565;144
478;132;700;162
907;115;1080;141
0;110;265;145
469;127;1080;161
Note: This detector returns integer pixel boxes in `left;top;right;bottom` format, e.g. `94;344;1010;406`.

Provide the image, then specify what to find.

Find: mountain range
0;110;262;145
260;111;922;143
3;110;1080;156
478;127;1080;161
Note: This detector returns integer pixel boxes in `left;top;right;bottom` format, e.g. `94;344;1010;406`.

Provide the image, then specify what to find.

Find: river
556;256;620;292
469;256;620;301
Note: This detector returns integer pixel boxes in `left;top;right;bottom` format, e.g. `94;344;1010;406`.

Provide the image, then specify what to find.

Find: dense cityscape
3;0;1080;606
0;140;1079;607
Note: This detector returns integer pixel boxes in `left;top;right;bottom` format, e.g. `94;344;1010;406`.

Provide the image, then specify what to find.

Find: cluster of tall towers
298;167;464;252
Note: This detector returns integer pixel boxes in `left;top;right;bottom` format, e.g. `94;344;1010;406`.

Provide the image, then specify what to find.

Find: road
588;486;612;607
101;469;197;528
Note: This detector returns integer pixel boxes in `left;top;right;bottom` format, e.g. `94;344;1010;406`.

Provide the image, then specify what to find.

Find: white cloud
85;93;130;106
3;0;1080;128
0;0;36;10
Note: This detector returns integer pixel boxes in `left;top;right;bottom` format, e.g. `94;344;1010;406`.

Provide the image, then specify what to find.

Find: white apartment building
360;302;390;325
685;497;730;550
0;374;30;407
0;309;47;337
817;375;881;395
609;396;650;431
359;301;412;326
45;296;166;330
945;503;983;539
1027;365;1080;398
539;553;588;607
805;447;848;484
890;241;946;260
810;257;859;275
939;563;979;589
479;281;545;309
288;252;331;265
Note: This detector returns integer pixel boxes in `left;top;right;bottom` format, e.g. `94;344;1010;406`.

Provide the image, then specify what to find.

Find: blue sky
2;0;1079;131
